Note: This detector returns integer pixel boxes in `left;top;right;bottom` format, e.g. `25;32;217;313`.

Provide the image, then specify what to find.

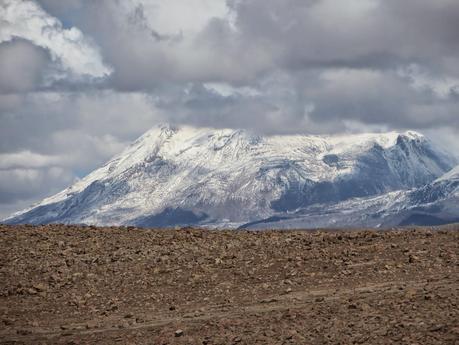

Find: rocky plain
0;224;458;344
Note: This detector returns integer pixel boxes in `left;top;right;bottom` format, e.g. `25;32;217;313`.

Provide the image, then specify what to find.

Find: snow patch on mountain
435;165;459;182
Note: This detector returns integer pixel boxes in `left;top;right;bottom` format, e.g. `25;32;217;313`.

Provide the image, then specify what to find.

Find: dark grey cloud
224;0;459;75
30;0;459;130
20;0;459;85
1;0;459;217
0;39;50;94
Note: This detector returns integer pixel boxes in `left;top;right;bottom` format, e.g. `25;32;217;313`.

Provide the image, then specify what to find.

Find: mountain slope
3;125;456;227
244;165;459;229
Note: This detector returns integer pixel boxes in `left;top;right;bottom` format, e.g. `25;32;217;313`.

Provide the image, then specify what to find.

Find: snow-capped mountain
3;124;457;228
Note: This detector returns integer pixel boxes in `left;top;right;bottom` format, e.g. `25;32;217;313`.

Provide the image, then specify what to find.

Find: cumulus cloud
0;150;65;169
0;0;112;84
0;151;75;212
0;91;159;155
0;166;74;203
58;0;243;90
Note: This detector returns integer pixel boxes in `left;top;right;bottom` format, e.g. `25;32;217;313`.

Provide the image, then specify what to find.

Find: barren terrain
0;224;458;344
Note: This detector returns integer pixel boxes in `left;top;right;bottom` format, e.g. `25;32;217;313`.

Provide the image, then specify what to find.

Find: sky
0;0;458;218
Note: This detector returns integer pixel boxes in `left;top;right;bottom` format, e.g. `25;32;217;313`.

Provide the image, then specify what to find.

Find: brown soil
0;224;458;345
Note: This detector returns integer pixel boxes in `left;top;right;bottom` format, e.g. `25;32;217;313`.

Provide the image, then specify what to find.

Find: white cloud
0;165;75;204
425;128;459;160
0;150;64;169
398;64;459;99
0;0;112;80
135;0;230;37
203;82;261;97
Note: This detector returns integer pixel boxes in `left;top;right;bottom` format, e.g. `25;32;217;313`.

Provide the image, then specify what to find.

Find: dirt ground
0;224;458;345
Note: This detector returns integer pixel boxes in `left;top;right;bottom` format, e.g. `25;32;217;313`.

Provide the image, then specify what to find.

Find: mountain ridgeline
3;125;458;228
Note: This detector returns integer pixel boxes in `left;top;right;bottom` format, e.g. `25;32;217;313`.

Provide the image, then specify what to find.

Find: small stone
3;318;14;326
175;329;184;337
16;329;32;335
27;288;38;295
260;298;278;304
408;255;419;263
124;313;134;318
429;324;446;332
108;304;118;311
49;274;60;283
33;283;47;292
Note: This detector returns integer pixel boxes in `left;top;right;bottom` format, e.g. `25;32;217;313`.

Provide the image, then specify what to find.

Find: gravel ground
0;224;458;344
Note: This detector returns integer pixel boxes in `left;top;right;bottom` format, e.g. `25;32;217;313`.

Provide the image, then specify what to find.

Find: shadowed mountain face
3;125;457;228
244;166;459;230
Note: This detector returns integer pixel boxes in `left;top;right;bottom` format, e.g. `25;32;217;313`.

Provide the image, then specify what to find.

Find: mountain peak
140;124;426;146
401;130;424;139
395;130;427;146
